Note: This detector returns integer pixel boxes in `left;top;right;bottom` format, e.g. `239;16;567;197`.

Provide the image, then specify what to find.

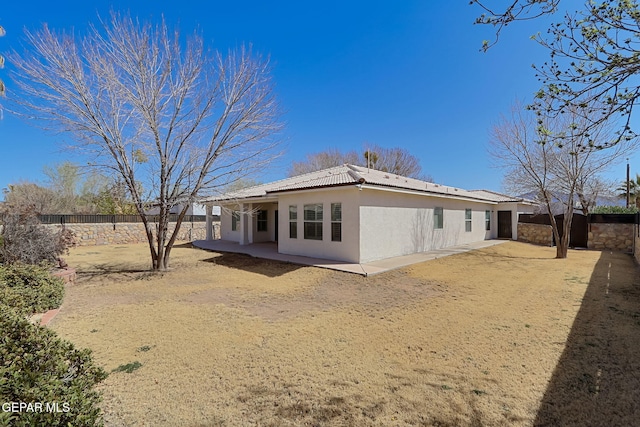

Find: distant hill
518;192;624;215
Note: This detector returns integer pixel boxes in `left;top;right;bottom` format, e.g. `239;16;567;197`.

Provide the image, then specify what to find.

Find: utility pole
626;158;630;208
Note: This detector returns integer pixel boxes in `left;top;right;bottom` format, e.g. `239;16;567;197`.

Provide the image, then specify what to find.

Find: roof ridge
345;164;366;183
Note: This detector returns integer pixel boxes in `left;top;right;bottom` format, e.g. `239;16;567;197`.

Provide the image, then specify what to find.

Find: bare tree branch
489;98;638;258
7;12;283;270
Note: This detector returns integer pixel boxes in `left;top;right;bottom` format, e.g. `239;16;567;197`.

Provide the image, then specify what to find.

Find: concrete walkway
192;239;508;276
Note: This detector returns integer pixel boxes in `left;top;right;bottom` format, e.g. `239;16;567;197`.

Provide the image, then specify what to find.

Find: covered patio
192;239;507;276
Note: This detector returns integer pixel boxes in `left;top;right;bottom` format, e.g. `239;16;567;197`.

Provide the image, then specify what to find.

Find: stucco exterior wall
215;186;533;263
500;202;535;239
358;188;496;263
277;187;361;263
44;221;213;246
220;208;240;242
219;202;279;244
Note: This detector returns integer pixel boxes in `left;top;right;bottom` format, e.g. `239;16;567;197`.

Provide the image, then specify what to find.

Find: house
200;164;535;263
145;201;219;216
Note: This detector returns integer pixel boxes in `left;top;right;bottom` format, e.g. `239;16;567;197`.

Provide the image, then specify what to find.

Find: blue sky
0;0;631;195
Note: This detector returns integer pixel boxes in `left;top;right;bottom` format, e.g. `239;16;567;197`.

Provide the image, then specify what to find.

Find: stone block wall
517;223;553;246
44;221;219;246
588;223;634;253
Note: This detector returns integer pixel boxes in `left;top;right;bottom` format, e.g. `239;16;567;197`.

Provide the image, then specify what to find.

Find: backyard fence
0;214;219;224
0;213;220;246
518;213;638;252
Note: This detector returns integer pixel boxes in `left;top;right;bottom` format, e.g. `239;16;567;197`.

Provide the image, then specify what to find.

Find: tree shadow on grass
201;253;302;278
171;242;194;249
76;263;158;282
534;250;640;426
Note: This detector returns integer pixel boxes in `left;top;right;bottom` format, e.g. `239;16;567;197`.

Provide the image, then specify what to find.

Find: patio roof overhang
209;195;280;205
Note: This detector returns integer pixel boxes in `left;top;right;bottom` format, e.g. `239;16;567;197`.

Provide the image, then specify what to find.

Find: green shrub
0;305;108;427
591;205;639;214
0;263;65;316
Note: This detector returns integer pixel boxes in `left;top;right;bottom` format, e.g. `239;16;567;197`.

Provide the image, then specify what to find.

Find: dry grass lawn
50;241;640;426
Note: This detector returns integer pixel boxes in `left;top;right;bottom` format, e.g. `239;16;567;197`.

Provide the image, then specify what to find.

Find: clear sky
0;0;632;196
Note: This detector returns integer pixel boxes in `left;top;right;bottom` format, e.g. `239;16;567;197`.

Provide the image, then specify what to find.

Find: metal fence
519;213;639;225
0;214;218;225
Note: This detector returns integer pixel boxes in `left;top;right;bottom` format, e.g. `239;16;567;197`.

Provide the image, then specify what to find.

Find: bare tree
0;24;5;97
490;100;637;258
288;148;360;177
2;182;63;214
289;144;430;180
575;176;614;216
8;12;282;270
363;144;427;179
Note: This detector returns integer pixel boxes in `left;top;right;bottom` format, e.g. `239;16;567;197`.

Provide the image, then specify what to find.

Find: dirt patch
50;241;640;426
189;254;442;321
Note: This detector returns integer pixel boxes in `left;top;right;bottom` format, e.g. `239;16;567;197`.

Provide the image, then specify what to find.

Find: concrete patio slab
192;239;508;276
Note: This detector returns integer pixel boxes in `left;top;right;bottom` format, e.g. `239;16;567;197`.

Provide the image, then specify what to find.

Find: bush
0;208;74;265
0;305;108;427
0;263;64;316
591;205;639;214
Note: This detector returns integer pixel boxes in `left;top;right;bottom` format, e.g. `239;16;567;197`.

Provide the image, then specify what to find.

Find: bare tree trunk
555;198;574;259
9;14;283;272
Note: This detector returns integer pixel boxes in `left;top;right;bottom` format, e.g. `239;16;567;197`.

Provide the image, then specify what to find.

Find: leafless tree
363;144;428;180
289;144;430;180
8;12;282;270
2;182;63;214
0;24;5;97
489;100;637;258
288;148;360;177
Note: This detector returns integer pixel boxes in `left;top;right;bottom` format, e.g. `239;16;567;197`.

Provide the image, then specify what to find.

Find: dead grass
50;241;640;426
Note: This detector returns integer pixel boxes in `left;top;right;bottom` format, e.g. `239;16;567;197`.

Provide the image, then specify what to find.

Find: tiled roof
201;164;533;204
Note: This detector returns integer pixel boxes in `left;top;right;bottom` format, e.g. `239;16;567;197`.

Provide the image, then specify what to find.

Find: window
485;210;491;231
289;205;297;239
304;203;323;240
465;209;472;232
331;203;342;242
231;211;240;231
434;207;443;229
257;210;267;232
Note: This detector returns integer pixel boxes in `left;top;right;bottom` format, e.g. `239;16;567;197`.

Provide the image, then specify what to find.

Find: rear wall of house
219;202;278;243
277;187;361;263
358;188;496;263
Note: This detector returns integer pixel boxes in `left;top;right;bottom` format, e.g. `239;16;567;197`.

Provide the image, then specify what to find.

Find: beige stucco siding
219;202;278;244
277;187;361;263
358;188;496;263
498;202;535;239
220;208;240;242
216;186;534;263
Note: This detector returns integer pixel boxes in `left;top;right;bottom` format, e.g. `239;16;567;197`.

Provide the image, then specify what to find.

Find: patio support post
239;203;249;245
205;204;213;241
248;203;254;244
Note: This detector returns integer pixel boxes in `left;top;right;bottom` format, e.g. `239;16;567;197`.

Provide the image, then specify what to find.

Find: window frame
485;210;491;231
303;203;323;240
257;210;268;232
331;202;342;242
434;207;444;229
289;205;297;239
465;208;472;232
231;211;240;231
